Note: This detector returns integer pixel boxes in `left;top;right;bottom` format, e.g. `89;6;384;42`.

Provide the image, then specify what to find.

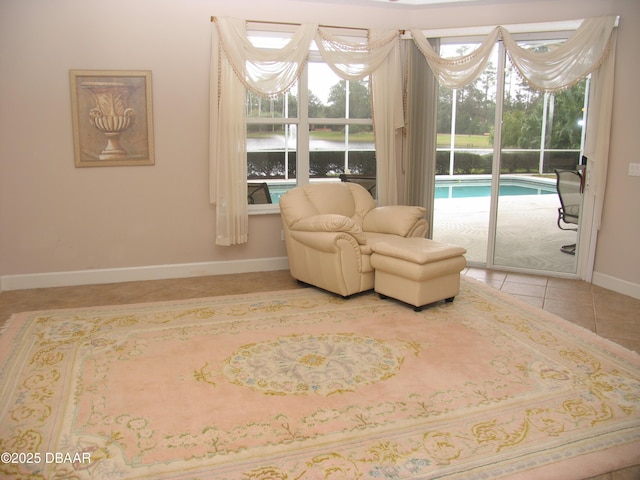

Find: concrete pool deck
433;193;578;274
262;176;579;275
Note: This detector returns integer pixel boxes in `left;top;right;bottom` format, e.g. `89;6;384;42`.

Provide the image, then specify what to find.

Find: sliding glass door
493;41;587;273
432;36;587;275
432;40;496;265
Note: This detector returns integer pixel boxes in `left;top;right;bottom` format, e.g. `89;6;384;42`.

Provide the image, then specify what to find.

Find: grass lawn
250;130;493;149
309;131;492;148
436;133;492;148
309;130;373;143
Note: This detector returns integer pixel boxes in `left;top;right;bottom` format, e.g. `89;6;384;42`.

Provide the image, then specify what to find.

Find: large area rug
1;278;639;479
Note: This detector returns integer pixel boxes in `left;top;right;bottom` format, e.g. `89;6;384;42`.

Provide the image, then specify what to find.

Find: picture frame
70;70;155;167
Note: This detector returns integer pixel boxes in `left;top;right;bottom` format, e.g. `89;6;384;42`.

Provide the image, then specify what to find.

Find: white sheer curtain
369;30;405;206
500;17;616;92
410;16;618;277
215;17;317;95
411;16;616;92
210;17;401;245
210;18;316;246
412;27;500;89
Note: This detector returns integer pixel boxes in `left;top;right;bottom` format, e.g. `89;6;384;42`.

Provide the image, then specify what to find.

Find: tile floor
463;267;640;355
0;268;638;479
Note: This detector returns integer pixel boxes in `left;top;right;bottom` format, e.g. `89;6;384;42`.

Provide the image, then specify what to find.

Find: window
436;42;497;176
502;38;588;174
436;36;588;177
245;30;375;207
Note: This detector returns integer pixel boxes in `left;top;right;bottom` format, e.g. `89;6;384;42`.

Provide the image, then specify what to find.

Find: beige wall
1;0;638;294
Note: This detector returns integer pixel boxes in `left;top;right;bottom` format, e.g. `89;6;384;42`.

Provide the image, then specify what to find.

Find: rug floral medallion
1;277;639;479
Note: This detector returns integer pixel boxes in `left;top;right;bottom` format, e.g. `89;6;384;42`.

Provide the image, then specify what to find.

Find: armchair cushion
363;206;427;237
291;214;367;245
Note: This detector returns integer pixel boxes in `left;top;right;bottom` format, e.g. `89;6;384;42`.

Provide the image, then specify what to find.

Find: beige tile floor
463;267;640;355
0;268;638;479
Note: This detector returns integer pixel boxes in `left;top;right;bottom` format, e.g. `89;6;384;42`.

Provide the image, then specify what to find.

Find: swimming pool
435;181;555;199
262;176;555;203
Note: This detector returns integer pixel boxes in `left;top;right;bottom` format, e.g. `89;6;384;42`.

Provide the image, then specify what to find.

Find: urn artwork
70;70;154;167
82;82;136;161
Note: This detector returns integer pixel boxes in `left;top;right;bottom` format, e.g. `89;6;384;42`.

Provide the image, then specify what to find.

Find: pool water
435;184;554;199
265;180;555;203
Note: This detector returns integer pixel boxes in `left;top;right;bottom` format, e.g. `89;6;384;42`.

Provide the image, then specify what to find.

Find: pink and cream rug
1;277;639;479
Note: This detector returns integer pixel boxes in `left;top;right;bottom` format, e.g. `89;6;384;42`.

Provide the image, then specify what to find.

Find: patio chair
247;182;272;204
555;169;583;255
339;174;376;198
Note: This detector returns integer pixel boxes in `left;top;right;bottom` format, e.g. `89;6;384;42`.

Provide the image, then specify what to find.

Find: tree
546;83;585;149
437;88;453;135
308;91;325;118
348;80;372;119
326;79;371;123
455;62;497;136
437;58;497;138
326;81;346;119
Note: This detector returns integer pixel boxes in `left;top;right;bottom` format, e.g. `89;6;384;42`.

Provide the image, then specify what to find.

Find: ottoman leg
416;296;453;312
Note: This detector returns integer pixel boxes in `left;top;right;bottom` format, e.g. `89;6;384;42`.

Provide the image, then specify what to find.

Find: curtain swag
209;15;617;246
410;16;616;92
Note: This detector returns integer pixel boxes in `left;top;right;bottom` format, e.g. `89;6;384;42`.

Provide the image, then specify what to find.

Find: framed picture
70;70;155;167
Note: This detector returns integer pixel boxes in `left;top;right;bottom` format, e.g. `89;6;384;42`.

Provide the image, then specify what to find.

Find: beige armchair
279;182;428;297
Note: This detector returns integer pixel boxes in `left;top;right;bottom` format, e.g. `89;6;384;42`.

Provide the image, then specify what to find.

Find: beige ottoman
370;237;467;311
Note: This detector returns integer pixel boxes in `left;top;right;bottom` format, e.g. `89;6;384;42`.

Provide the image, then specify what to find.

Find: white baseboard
4;260;638;301
0;257;290;291
592;271;640;300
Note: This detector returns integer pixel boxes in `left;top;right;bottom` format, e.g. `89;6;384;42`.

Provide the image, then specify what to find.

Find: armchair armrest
362;206;427;237
291;214;367;244
289;230;363;254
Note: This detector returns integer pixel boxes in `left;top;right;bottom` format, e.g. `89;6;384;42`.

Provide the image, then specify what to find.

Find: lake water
247;138;375;151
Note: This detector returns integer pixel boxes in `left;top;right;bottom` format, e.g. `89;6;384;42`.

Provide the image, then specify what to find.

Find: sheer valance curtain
209;17;402;246
409;15;617;278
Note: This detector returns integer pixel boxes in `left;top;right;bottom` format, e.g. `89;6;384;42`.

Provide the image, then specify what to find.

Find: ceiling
298;0;486;8
295;0;544;8
360;0;478;4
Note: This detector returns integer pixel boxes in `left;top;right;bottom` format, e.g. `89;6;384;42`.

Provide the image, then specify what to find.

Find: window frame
245;32;375;214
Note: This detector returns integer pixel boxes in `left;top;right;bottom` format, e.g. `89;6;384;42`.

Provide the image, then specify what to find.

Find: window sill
248;204;281;215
